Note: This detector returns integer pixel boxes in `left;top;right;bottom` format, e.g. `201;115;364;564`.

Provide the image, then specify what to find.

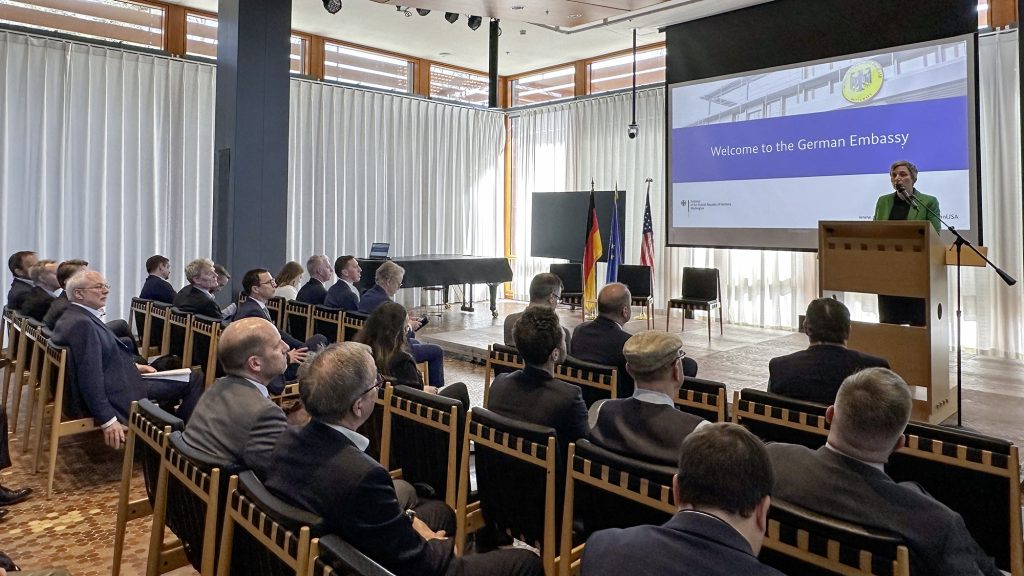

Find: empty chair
312;305;345;344
341;310;369;342
266;296;286;330
131;297;161;358
732;388;829;449
284;301;315;342
190;314;222;387
483;344;522;406
149;302;172;357
555;356;617;409
666;267;723;340
164;308;194;366
675;376;729;423
616;264;655;329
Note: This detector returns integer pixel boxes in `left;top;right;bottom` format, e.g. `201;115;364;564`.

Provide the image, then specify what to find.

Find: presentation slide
666;35;978;250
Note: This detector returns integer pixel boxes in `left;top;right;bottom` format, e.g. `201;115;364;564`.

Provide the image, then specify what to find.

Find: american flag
640;187;655;278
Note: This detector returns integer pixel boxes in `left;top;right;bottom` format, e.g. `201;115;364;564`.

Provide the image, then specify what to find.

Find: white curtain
0;30;216;321
287;80;506;307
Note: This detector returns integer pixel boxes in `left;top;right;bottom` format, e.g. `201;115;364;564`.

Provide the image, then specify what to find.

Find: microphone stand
900;189;1016;427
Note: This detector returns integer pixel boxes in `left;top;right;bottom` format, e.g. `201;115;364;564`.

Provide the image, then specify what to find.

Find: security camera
627;123;639;139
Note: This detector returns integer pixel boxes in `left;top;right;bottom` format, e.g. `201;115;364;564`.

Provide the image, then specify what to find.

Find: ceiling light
416;8;430;16
445;12;459;23
396;5;412;16
467;15;483;30
323;0;342;14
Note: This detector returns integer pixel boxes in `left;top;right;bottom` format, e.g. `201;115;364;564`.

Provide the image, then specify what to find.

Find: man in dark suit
296;254;333;305
52;270;204;449
182;317;288;479
324;255;361;310
588;330;707;466
263;342;542;576
488;306;588;462
6;250;36;310
139;254;176;304
503;272;572;351
767;368;1001;576
768;297;889;405
173;258;224;319
581;423;783;576
42;259;89;329
19;259;60;322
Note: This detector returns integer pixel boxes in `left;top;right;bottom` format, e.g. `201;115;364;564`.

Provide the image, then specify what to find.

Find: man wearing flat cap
588;330;708;466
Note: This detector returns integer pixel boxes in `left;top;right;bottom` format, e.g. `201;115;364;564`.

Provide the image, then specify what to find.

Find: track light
323;0;342;14
467;15;482;30
416;8;430;16
445;12;459;23
396;5;411;16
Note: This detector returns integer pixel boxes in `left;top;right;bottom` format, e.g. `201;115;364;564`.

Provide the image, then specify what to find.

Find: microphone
894;182;913;204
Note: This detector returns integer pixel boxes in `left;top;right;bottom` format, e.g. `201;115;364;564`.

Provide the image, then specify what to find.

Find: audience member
19;259;60;321
6;250;37;310
182;317;288;478
767;368;1001;575
488;306;588;462
503;272;572;350
0;408;32;518
325;255;362;310
273;261;303;301
173;258;224;319
52;270;204;449
42;259;89;329
212;263;237;317
588;331;707;466
768;297;889;405
139;254;176;304
356;261;445;386
296;255;332;305
355;301;470;408
264;342;542;576
581;423;782;576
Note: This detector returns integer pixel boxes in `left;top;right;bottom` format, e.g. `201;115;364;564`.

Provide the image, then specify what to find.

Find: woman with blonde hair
273;261;303;301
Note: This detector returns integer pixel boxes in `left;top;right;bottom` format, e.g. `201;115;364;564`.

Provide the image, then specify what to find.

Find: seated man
488;306;588;461
52;270;204;449
768;297;889;405
503;272;571;350
182;317;288;479
6;250;37;311
20;259;60;322
324;255;361;310
767;368;1001;575
264;342;542;576
357;261;445;387
139;254;176;304
588;330;707;466
296;254;333;305
173;258;225;319
581;423;783;576
42;259;89;329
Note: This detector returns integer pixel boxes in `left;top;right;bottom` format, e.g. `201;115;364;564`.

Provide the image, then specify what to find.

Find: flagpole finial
591;178;595;191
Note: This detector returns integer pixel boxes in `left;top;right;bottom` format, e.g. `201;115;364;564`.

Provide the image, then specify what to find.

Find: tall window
184;12;306;74
0;0;164;49
323;42;413;93
430;64;489;105
510;66;575;107
588;47;666;95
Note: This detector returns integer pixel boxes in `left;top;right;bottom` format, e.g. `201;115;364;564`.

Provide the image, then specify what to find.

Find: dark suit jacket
581;510;784;576
296;278;327;305
0;407;10;470
43;292;70;329
233;298;303;349
264;420;454;576
7;278;33;311
768;345;890;405
356;284;390;314
173;285;222;319
20;286;56;322
590;397;705;466
182;375;286;479
487;365;589;462
768;443;1001;576
571;316;633;397
325;280;360;311
140;274;176;304
503;309;572;352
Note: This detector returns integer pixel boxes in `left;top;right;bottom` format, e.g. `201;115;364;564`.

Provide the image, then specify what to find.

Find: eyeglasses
258;279;277;287
82;284;110;291
360;373;384;397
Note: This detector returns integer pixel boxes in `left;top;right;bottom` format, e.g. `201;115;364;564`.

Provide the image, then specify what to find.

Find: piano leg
488;283;499;318
460;284;476;313
443;285;452;309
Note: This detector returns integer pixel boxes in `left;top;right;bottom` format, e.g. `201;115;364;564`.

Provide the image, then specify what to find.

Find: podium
818;221;955;424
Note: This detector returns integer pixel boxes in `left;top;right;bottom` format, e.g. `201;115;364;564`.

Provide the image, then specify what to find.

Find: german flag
582;191;603;315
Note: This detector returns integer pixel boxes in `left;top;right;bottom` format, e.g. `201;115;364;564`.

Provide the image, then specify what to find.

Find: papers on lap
141;368;193;382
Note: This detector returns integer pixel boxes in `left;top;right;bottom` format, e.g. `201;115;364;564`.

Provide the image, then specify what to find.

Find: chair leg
46;418;61;498
706;310;712;342
718;304;724;335
10;368;26;435
112;431;138;576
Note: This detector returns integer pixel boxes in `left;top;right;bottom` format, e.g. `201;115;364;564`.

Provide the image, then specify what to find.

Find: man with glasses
173;258;232;319
587;330;708;467
502;272;572;351
264;342;542;576
53;270;204;449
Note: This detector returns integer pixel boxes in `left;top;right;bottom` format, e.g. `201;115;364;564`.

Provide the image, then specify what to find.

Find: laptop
368;242;391;260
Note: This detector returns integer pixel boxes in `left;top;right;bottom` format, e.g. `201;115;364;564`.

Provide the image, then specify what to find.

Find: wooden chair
456;408;560;575
112;400;186;576
483;344;522;406
163;308;194;367
617;264;655;328
556;356;617;409
379;384;465;508
307;534;396;576
284;301;315;342
675;376;729;423
341;310;369;342
558;440;676;575
550;263;584;314
1;307;26;411
216;470;323;576
131;297;161;358
18;320;50;452
149;302;172;356
760;499;910;576
732;388;829;449
666;267;723;340
190;314;222;387
6;311;31;433
887;423;1023;575
312;305;345;344
266;296;286;331
32;340;101;498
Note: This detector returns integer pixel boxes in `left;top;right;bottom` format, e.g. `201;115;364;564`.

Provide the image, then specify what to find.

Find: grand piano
356;254;513;317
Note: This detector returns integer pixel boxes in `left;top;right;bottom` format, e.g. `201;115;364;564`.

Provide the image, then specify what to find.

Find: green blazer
873;189;941;233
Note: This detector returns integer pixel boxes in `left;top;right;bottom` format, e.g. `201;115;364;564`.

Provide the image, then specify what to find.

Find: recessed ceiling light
511;5;524;9
439;52;452;57
568;13;582;19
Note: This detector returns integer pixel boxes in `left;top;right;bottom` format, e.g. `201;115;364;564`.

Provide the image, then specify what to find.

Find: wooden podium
818;221;955;424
